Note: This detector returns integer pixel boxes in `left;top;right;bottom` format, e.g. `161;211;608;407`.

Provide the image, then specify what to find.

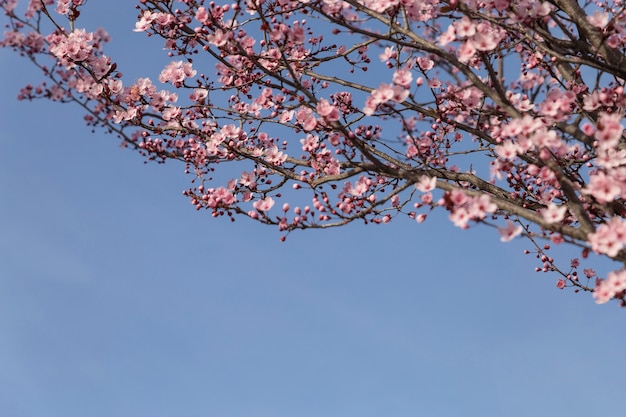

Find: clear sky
1;3;625;417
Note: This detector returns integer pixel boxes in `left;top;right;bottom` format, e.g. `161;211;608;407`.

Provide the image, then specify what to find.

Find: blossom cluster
4;0;626;306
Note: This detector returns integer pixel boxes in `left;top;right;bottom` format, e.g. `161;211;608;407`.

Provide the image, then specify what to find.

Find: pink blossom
415;175;436;192
392;69;413;88
595;112;624;149
467;195;497;219
264;146;287;165
190;88;208;102
296;107;318;131
541;204;567;223
158;61;197;85
593;269;626;304
449;189;468;206
438;25;456;46
584;171;622;203
588;217;626;257
379;46;396;62
316;99;341;121
56;0;71;14
416;57;434;71
300;134;320;152
49;28;94;66
450;207;471;229
134;11;156;32
3;0;17;12
457;41;476;63
253;196;275;212
495;141;521;160
455;16;476;38
347;176;369;196
587;10;610;28
208;29;232;47
195;7;209;24
498;220;522;242
584;268;597;279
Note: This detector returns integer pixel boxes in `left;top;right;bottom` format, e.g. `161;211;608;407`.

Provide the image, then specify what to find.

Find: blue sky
1;3;625;417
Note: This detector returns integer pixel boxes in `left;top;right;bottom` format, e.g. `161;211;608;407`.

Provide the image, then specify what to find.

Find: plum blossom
48;28;94;67
253;196;275;212
584;171;622;203
594;269;626;304
346;176;370;196
588;217;626;257
392;69;413;88
134;11;157;32
595;112;624;150
189;88;208;102
158;61;197;86
495;141;522;160
415;175;436;192
300;134;320;152
195;7;209;24
541;204;567;223
498;220;522;242
4;0;17;12
416;57;434;71
587;10;610;28
379;46;396;62
363;83;410;115
205;187;236;208
296;107;318;131
264;146;287;165
316;99;341;122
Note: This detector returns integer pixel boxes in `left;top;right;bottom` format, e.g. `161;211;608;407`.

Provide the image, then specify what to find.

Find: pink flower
587;10;610;28
457;41;476;63
56;0;71;14
495;141;521;160
415;175;436;192
467;195;497;219
379;46;396;62
296;107;318;131
316;99;340;121
253;196;275;212
498;220;522;242
134;11;156;32
158;61;197;85
455;16;476;38
584;171;621;203
264;146;287;165
190;88;208;101
450;207;471;229
438;25;456;46
416;57;434;71
392;69;413;88
595;112;624;149
195;7;209;24
594;280;613;304
541;204;567;223
592;269;626;304
300;134;320;152
588;217;626;257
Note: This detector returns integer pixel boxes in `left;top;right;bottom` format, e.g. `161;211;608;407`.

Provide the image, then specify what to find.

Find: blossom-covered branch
3;0;626;306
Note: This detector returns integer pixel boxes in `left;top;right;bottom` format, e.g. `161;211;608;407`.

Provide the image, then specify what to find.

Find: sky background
1;2;625;417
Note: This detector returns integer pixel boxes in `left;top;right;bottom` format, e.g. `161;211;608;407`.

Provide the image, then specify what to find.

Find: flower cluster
4;0;626;307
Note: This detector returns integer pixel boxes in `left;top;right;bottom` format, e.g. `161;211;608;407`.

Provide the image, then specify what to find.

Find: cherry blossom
498;221;523;242
4;0;626;307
